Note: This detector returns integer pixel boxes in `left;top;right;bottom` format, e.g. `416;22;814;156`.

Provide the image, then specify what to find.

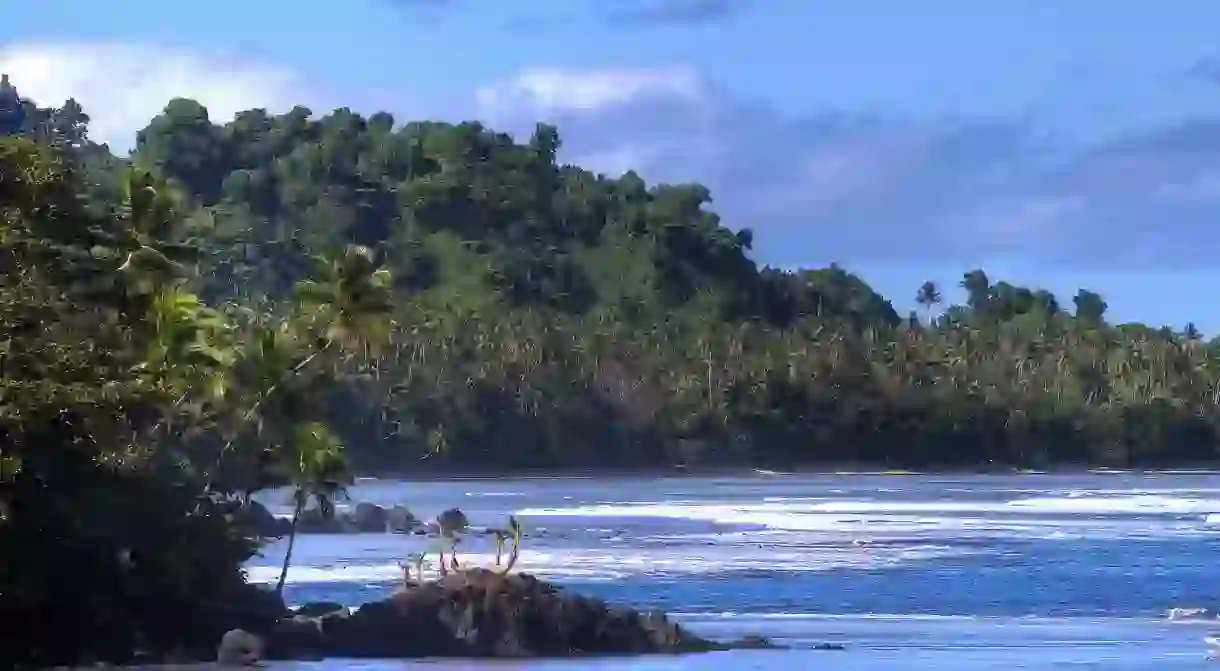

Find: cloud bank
476;65;1220;269
0;41;310;151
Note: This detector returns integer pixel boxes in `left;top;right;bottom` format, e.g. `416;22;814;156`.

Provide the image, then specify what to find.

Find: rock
295;601;348;618
236;501;290;538
200;582;289;657
265;569;717;659
264;616;327;661
813;642;847;651
387;505;418;533
727;634;784;649
264;605;353;660
352;503;389;533
216;629;263;666
297;507;353;534
296;504;396;534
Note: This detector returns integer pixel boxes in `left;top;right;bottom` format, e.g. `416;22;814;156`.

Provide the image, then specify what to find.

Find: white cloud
469;64;1220;269
572;145;656;176
0;41;308;151
475;66;704;118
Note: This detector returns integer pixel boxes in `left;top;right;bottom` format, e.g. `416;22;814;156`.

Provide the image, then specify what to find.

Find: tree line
4;75;1220;667
9;81;1220;475
134;94;1220;471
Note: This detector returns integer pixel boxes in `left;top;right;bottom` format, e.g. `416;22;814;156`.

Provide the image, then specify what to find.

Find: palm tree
111;169;198;290
497;516;523;576
246;244;395;423
205;245;394;493
400;552;425;585
492;528;509;566
434;507;469;573
915;281;942;324
275;422;352;597
295;244;396;357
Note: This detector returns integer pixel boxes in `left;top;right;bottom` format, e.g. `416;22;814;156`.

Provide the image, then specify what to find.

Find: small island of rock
260;568;736;660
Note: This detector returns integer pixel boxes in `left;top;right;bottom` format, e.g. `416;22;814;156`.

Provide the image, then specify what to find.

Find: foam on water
1005;495;1220;515
669;612;983;621
518;494;1220;519
515;493;1220;541
254;485;1220;589
248;475;1220;670
247;542;961;585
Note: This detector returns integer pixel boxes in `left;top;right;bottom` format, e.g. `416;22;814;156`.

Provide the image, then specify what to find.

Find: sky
4;1;1220;330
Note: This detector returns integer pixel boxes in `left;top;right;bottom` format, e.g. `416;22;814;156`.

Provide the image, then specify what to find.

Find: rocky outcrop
352;502;390;532
294;503;422;535
387;505;418;533
728;634;783;649
295;601;349;618
236;500;292;538
217;629;263;666
296;506;351;533
264;569;721;659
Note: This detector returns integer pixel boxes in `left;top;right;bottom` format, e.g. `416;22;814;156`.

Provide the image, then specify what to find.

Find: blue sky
5;1;1220;329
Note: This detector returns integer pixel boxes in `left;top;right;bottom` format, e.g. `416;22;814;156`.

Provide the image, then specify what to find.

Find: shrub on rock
266;569;716;659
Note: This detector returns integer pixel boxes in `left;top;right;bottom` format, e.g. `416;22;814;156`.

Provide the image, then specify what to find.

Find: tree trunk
275;500;303;596
197;338;336;509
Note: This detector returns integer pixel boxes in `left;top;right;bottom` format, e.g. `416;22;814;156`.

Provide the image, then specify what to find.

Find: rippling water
245;472;1220;669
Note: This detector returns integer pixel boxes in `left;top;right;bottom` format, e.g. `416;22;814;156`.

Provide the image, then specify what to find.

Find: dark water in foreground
241;472;1220;669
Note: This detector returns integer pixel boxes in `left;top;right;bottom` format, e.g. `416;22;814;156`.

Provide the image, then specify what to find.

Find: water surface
248;472;1220;669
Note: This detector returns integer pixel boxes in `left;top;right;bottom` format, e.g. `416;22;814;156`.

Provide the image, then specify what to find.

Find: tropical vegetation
1;77;1219;666
119;91;1220;472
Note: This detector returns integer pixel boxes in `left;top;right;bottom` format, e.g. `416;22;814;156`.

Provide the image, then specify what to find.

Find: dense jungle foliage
4;73;1220;667
126;94;1220;472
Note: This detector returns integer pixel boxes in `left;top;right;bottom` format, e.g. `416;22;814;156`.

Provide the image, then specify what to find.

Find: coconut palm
274;422;352;597
492;528;509;566
109;169;199;293
400;552;426;585
294;244;396;356
434;507;469;572
203;245;394;494
915;281;942;324
496;516;524;576
415;507;470;576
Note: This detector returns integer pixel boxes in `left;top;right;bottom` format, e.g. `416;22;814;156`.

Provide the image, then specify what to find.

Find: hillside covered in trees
5;74;1220;667
7;80;1220;475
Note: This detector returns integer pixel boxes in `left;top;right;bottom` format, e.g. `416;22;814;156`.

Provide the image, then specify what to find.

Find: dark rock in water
294;503;412;534
295;601;347;618
190;584;289;663
265;569;717;659
217;629;263;666
236;500;290;538
387;505;418;533
727;634;784;649
265;604;353;660
813;642;846;651
436;507;470;535
265;616;328;660
296;506;346;534
352;502;389;533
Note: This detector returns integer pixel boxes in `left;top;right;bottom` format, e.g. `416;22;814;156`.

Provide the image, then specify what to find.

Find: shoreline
358;464;1220;482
